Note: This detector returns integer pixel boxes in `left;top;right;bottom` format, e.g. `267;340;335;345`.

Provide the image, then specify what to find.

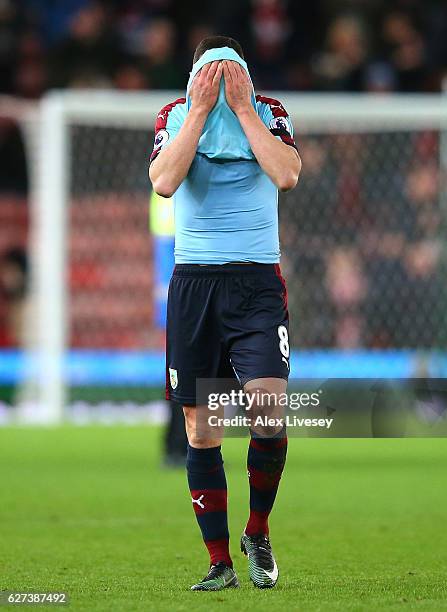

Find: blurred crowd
281;130;447;350
1;0;447;97
0;0;447;352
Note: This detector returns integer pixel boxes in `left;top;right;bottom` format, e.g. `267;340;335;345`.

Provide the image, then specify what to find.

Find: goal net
3;92;447;422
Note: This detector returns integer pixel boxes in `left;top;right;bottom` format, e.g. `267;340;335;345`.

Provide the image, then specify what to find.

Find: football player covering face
149;35;301;591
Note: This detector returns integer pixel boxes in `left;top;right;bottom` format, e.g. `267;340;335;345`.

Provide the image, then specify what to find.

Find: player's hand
223;61;252;115
189;61;223;115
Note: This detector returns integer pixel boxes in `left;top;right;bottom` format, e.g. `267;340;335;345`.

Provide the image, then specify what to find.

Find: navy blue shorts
166;263;290;406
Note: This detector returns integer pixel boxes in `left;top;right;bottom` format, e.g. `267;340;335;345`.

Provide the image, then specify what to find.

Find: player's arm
223;61;301;192
149;61;223;198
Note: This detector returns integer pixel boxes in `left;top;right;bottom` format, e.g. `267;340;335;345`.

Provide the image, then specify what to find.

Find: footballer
149;36;301;591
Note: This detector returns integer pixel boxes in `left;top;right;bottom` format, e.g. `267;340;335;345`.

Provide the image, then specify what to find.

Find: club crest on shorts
269;116;292;135
169;367;178;389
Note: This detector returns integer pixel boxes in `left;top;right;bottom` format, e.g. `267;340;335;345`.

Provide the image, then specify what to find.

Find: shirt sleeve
150;97;186;163
256;95;298;151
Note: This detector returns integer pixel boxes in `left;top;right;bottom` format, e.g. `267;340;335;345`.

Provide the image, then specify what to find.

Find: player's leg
224;264;290;588
183;405;238;590
240;377;288;588
244;377;288;534
166;265;238;591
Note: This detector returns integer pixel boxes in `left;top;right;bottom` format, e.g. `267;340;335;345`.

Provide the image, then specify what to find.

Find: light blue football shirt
150;95;297;264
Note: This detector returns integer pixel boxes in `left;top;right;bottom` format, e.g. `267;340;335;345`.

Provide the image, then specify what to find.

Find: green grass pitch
1;427;447;611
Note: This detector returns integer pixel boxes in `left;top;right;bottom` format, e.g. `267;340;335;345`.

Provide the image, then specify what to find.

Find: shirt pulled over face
150;50;298;264
186;46;257;161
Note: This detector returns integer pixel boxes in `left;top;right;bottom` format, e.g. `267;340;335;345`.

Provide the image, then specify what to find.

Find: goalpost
12;91;447;423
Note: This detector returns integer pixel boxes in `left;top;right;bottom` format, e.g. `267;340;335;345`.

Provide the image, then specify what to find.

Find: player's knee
183;406;223;448
244;382;286;438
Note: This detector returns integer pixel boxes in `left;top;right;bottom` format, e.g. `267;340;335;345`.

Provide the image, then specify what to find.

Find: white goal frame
22;91;447;422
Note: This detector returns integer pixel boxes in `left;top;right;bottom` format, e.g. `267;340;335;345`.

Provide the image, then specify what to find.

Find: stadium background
1;1;447;610
1;0;447;415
